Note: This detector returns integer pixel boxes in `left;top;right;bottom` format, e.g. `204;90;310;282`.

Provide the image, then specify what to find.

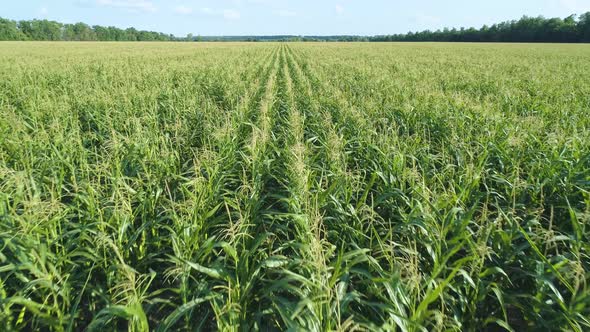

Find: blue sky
4;0;590;36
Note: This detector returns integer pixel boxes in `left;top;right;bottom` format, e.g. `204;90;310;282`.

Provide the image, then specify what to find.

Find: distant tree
1;13;590;42
72;22;95;41
579;12;590;42
0;18;24;40
62;24;76;41
124;27;137;41
17;20;35;40
137;30;154;41
369;13;590;43
93;25;109;41
18;19;63;40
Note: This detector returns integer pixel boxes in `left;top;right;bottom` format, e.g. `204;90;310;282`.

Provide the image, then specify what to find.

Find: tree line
1;13;590;42
0;18;174;41
370;13;590;42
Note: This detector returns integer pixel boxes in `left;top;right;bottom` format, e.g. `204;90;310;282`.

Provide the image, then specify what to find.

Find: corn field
0;42;589;331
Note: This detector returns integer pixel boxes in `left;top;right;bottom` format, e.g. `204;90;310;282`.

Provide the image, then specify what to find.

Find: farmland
0;42;589;331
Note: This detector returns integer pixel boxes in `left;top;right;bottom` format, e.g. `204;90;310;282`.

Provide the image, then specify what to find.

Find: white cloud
276;9;297;17
96;0;157;13
197;7;241;20
335;4;344;15
223;9;241;20
174;5;193;15
39;7;49;16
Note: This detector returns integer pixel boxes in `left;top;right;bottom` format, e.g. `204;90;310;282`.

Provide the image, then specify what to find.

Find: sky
3;0;590;36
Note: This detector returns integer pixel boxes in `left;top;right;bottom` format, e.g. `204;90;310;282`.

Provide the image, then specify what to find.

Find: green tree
0;18;23;40
578;12;590;42
72;22;95;40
